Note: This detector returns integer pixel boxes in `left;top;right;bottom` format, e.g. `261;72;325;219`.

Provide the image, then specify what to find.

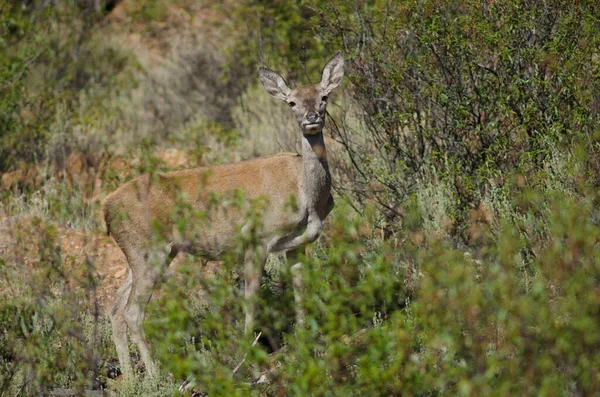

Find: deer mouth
303;123;323;133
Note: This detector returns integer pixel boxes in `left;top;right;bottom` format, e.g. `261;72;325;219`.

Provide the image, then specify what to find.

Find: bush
0;1;134;172
311;0;600;236
134;192;600;395
0;218;110;395
221;0;326;86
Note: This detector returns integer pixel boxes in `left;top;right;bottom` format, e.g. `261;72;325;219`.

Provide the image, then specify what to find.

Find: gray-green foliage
0;1;134;172
0;219;111;395
311;0;600;235
140;184;600;396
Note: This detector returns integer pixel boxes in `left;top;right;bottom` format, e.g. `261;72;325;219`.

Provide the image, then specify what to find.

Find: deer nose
306;113;319;123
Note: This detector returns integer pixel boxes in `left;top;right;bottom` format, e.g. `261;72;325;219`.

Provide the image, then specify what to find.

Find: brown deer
103;52;344;378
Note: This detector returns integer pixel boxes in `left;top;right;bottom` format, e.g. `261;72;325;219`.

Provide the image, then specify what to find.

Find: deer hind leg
123;247;174;378
110;271;133;379
244;247;268;335
287;247;306;328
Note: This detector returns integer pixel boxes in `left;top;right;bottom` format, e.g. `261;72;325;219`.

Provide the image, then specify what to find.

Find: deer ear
259;67;291;101
320;51;345;95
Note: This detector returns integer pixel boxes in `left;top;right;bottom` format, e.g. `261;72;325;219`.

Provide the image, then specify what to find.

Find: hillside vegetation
1;0;600;395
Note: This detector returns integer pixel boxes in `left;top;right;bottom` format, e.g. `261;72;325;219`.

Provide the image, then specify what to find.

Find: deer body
104;151;331;258
104;52;344;378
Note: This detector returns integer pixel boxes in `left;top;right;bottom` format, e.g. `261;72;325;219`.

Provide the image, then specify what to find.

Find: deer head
259;51;345;135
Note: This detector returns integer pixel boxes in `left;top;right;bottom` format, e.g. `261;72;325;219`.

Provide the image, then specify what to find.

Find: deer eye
287;101;296;107
321;96;328;102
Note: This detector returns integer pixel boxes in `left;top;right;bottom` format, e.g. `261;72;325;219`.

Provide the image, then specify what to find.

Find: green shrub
310;0;600;236
0;1;135;172
222;0;326;87
0;218;111;395
126;190;599;396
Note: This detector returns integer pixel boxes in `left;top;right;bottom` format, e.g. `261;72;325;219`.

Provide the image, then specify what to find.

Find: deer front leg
244;247;268;335
287;247;306;328
268;215;323;253
266;215;323;329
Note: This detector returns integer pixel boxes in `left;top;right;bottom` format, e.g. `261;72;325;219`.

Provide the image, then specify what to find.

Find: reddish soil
57;228;130;310
0;216;122;310
0;215;201;312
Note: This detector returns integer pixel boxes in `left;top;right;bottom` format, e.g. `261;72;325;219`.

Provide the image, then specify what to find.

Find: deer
102;52;344;378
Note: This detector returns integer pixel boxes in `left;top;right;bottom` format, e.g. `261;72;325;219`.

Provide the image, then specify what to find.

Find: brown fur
103;153;304;257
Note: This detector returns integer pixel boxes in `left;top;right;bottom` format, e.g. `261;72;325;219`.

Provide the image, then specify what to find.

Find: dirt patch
0;215;124;310
0;214;216;313
57;228;129;310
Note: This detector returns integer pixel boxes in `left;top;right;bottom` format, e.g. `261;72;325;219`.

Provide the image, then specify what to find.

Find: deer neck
301;131;331;209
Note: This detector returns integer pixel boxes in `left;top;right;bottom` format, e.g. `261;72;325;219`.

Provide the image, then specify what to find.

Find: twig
179;376;193;394
232;332;262;375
